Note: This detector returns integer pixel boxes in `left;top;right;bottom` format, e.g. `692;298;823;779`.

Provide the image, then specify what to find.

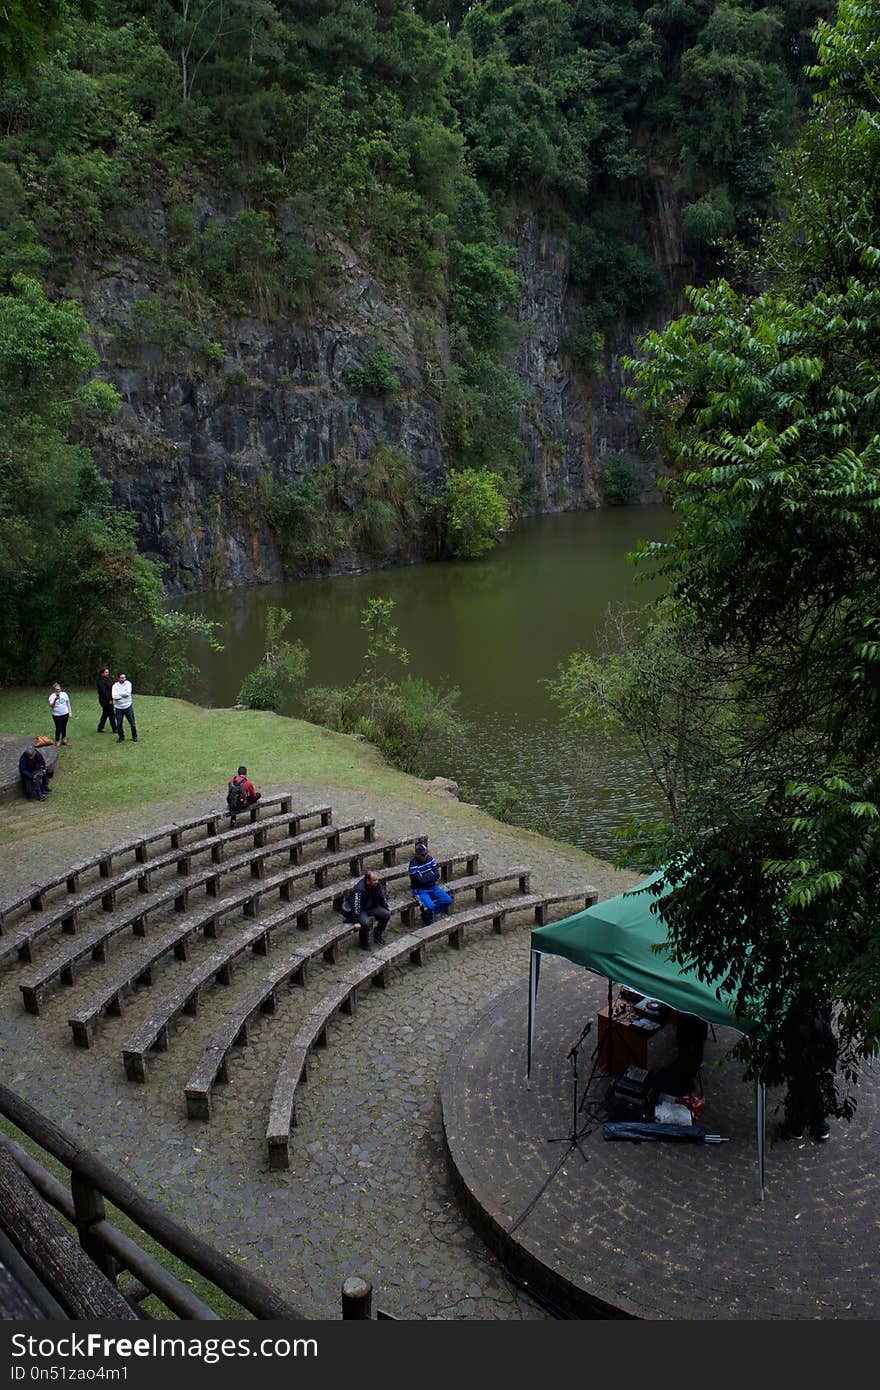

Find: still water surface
183;507;673;859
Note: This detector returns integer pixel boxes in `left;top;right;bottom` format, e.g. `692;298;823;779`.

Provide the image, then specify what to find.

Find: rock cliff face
80;192;688;594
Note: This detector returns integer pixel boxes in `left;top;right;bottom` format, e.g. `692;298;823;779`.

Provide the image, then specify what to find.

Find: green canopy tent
527;872;768;1198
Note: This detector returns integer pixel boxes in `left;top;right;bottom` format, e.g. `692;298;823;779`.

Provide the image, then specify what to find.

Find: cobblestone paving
443;965;880;1319
0;783;636;1320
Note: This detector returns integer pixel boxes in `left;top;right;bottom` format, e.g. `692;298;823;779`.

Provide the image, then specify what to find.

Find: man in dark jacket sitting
408;841;453;925
19;747;51;801
341;869;391;951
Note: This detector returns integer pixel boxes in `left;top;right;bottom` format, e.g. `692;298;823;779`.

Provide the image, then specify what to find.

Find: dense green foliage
442;467;510;557
0;272;216;684
602;456;640;506
0;0;832;677
0;0;827;295
561;0;880;1112
344;347;401;397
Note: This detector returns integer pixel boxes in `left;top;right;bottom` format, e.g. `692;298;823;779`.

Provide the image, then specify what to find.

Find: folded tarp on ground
603;1121;709;1143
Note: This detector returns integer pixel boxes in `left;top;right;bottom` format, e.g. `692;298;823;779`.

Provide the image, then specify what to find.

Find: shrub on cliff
442;468;509;558
344;346;401;397
602;456;640;506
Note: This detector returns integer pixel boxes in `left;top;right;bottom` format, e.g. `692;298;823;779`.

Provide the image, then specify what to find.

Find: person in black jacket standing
96;667;116;734
342;869;391;951
780;998;838;1142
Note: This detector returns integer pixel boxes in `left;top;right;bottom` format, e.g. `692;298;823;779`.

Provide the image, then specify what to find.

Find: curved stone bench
118;832;433;1082
0;791;299;931
5;811;369;975
121;916;286;1082
184;856;509;1122
58;828;436;1039
68;919;202;1048
265;884;599;1168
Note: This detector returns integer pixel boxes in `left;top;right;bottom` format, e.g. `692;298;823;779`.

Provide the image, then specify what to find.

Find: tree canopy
559;0;880;1111
0;273;216;684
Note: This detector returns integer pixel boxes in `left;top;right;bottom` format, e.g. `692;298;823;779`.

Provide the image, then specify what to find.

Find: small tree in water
361;596;409;683
304;597;460;775
237;606;310;711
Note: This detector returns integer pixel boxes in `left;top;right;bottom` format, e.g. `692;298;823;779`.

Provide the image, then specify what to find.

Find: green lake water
182;506;673;859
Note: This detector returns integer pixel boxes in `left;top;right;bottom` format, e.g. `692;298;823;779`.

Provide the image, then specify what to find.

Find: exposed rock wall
79;190;688;593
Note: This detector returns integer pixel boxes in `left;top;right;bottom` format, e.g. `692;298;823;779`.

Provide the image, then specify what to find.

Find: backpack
227;777;247;815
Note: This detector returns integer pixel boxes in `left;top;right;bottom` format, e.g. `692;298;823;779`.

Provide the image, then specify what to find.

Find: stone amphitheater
0;780;631;1320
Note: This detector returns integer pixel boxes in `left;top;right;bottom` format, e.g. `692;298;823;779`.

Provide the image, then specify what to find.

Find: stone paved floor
0;782;636;1320
443;964;880;1319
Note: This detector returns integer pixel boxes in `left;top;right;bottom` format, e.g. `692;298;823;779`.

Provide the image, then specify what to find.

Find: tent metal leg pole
527;950;540;1088
607;977;614;1076
756;1081;766;1202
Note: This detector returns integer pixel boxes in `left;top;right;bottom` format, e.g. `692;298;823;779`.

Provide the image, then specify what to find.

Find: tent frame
527;948;767;1200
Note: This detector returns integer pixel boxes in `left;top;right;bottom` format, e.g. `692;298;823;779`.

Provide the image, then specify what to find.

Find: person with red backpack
226;765;261;826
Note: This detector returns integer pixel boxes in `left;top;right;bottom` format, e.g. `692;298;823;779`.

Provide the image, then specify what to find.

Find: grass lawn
0;687;519;848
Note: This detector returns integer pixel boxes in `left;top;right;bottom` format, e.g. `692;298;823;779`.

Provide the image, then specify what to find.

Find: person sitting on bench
226;765;261;826
408;841;453;925
19;746;52;801
341;870;391;951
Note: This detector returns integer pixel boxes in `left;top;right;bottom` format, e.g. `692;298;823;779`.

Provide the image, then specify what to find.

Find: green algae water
183;506;672;859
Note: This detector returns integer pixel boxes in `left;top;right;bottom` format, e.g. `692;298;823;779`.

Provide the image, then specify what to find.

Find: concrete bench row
183;861;522;1121
67;844;469;1049
265;884;599;1168
6;812;372;976
1;804;336;968
118;834;456;1082
122;915;287;1082
18;821;422;1017
0;791;298;930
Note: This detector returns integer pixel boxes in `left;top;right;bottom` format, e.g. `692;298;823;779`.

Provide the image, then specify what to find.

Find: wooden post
71;1171;116;1281
341;1276;372;1319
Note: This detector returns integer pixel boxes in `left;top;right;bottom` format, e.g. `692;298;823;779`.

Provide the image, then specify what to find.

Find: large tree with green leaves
561;0;880;1113
0;273;216;685
0;1;95;79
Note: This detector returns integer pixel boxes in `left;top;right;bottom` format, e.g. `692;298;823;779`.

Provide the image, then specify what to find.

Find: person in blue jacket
408;841;453;925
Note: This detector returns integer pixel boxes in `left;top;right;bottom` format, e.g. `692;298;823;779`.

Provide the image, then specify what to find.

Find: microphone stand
547;1018;594;1165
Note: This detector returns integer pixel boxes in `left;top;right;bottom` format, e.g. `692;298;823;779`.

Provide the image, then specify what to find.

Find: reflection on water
182;507;673;858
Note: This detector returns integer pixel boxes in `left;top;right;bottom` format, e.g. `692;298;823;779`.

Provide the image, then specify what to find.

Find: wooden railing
0;1083;303;1320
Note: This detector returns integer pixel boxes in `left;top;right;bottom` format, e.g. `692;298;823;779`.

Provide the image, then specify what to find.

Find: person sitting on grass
408;841;453;925
226;765;261;826
19;746;52;801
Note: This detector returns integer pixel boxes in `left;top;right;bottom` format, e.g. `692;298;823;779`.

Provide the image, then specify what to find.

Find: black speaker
606;1065;654;1121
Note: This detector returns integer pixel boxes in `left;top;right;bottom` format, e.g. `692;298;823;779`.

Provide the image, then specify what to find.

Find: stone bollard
341;1276;372;1320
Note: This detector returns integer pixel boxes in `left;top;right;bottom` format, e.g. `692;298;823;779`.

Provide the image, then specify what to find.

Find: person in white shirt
48;683;72;745
112;672;138;743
